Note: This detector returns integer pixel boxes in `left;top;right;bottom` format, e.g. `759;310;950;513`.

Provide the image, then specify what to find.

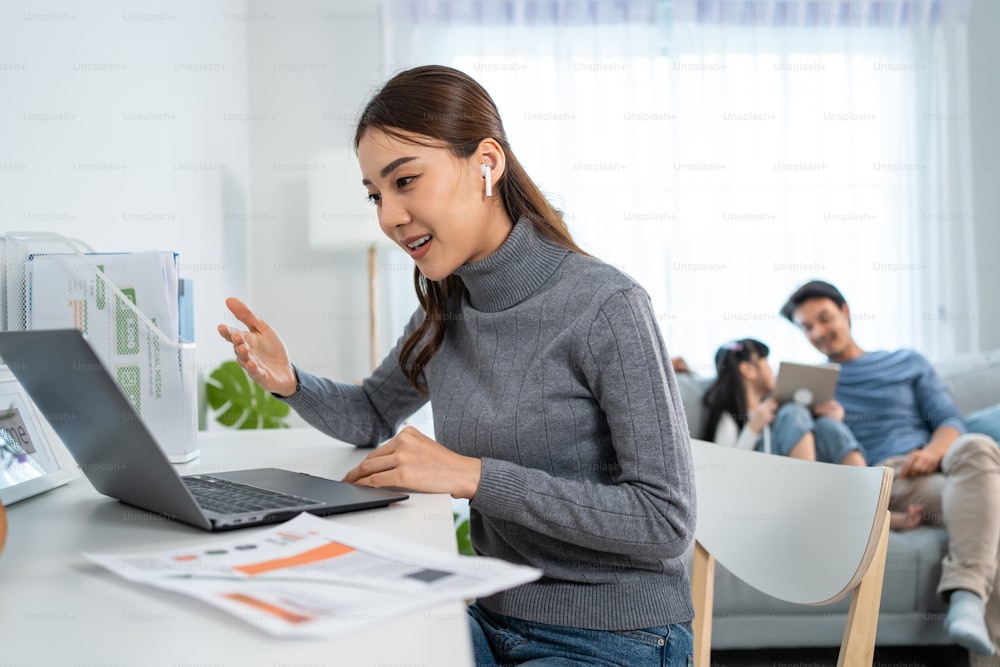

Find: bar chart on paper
84;513;541;637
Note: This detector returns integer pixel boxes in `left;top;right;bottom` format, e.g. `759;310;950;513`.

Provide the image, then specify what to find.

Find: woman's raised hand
217;297;298;397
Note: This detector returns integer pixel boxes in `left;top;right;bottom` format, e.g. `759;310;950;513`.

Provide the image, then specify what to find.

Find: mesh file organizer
2;231;199;462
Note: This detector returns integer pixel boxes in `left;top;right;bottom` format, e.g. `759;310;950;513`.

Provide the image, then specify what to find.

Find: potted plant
205;361;291;429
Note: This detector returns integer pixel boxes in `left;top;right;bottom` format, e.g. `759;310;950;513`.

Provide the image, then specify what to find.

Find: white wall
968;0;1000;350
0;0;252;379
0;0;414;431
243;0;414;393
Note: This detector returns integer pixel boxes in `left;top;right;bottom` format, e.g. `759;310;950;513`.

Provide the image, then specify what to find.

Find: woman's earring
481;164;492;197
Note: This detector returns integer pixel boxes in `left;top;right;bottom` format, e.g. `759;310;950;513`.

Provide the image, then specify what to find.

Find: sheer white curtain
914;21;979;358
380;0;976;371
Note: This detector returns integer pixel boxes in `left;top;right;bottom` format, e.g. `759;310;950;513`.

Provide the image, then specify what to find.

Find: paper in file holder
1;231;198;463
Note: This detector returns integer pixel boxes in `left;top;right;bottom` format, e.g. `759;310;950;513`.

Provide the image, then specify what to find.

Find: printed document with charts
84;512;541;637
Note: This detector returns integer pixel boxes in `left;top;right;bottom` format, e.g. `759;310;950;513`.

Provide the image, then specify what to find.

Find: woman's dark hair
354;65;586;394
700;338;770;441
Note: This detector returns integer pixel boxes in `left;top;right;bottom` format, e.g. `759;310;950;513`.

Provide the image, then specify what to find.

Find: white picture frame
0;364;77;505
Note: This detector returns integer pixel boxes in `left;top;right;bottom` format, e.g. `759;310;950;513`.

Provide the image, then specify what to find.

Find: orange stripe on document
232;541;355;576
221;593;313;624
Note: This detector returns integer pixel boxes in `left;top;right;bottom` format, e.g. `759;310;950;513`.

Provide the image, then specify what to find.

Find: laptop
0;329;408;531
773;361;841;408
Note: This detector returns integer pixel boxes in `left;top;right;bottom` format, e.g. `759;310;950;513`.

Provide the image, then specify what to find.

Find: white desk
0;429;474;667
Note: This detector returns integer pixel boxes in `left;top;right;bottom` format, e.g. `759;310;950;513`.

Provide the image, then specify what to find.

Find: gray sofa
677;349;1000;649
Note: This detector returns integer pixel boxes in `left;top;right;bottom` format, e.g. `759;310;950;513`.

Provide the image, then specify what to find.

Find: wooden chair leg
692;541;715;667
837;511;891;667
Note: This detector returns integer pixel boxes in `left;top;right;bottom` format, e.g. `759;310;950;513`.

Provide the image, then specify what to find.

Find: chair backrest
690;438;894;667
692;438;892;605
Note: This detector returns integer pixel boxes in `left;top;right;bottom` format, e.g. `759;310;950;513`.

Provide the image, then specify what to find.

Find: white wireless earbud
481;164;492;197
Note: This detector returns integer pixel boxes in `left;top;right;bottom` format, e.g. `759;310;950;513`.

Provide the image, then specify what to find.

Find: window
383;0;976;368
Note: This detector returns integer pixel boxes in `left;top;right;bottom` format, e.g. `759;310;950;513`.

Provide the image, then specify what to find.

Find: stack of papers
85;512;542;637
27;250;180;342
24;250;199;462
27;251;181;415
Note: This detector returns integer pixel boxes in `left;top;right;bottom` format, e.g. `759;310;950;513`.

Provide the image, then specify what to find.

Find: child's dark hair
700;338;770;441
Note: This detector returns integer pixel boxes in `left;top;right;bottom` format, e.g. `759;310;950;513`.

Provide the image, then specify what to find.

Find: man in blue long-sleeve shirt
781;280;1000;658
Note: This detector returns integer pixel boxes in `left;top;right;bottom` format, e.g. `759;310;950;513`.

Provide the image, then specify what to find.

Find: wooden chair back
690;438;893;667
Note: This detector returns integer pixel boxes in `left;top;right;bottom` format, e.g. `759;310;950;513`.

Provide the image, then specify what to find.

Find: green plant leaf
206;361;290;430
454;513;475;556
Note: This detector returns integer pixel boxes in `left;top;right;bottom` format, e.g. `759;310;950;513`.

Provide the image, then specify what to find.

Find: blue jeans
769;402;866;464
467;601;693;666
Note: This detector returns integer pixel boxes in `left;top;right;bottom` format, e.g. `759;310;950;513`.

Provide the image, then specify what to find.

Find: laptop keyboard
183;475;321;515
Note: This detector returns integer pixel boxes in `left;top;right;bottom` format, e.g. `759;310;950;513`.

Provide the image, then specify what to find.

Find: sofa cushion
708;525;947;617
936;349;1000;415
890;526;949;614
965;403;1000;443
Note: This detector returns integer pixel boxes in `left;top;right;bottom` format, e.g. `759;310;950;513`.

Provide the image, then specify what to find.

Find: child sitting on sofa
700;338;922;530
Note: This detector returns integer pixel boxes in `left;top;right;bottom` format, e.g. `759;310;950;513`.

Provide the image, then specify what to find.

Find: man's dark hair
780;280;848;322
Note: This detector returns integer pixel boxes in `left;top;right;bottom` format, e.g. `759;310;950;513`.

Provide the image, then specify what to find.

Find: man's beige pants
879;434;1000;665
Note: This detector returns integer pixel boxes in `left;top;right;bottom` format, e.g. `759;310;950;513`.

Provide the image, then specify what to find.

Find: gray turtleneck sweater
284;220;696;630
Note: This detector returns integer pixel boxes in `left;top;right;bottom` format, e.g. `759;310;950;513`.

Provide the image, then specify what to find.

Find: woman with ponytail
701;338;866;462
220;65;695;665
701;338;921;530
